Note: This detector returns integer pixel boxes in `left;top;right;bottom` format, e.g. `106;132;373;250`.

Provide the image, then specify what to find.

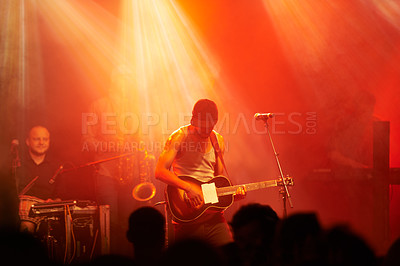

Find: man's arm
155;130;203;206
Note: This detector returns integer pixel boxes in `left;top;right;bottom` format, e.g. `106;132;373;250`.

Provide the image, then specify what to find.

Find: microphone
10;139;21;169
49;165;63;184
254;113;275;121
10;139;19;153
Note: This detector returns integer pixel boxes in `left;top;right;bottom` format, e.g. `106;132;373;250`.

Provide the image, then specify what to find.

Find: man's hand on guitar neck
233;185;247;201
184;184;204;208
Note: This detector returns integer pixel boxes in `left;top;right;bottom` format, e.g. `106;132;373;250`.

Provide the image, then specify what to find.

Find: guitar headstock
277;177;294;186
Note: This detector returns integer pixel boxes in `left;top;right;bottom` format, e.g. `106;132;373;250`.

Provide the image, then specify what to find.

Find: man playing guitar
155;99;246;247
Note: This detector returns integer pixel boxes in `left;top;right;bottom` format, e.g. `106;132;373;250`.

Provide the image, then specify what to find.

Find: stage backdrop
1;0;400;255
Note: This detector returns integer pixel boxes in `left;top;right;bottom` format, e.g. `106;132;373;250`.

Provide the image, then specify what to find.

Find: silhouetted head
230;203;279;265
323;225;377;266
126;206;165;250
231;203;279;247
274;212;323;265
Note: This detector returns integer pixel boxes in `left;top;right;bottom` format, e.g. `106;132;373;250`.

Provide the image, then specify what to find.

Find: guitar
166;175;293;222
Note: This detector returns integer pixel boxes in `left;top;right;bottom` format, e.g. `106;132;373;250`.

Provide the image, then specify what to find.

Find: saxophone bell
132;182;156;201
132;149;156;202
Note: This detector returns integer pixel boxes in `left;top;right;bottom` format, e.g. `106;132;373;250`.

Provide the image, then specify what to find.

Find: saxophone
132;148;156;202
117;154;135;184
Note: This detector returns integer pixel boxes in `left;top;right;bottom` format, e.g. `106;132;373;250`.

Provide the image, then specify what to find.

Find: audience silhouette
1;199;398;266
382;236;400;266
161;237;223;266
221;203;280;266
0;230;53;265
126;206;166;266
322;225;377;266
0;169;20;233
81;254;134;266
272;212;324;266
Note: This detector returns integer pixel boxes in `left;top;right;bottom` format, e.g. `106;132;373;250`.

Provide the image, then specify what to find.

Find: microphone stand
11;148;21;194
261;119;293;218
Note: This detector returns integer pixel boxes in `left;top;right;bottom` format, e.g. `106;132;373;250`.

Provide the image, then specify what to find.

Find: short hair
27;125;50;138
190;99;218;127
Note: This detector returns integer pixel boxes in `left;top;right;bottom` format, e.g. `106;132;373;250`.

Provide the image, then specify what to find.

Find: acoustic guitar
166;175;293;222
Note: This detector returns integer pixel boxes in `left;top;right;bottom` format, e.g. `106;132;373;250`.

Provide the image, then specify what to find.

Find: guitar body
166;175;234;223
166;175;293;223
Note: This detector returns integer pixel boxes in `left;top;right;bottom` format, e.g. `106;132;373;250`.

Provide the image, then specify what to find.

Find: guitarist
155;99;246;247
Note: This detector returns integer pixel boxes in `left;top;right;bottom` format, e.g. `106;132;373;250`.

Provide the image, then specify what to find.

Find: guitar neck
216;179;279;197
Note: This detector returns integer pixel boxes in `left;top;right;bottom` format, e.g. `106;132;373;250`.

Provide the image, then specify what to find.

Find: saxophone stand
259;116;293;218
11;142;21;194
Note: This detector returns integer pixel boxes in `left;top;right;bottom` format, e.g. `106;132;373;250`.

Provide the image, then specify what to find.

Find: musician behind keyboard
16;125;63;234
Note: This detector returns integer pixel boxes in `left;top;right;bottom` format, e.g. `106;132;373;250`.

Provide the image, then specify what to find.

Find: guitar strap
210;131;230;178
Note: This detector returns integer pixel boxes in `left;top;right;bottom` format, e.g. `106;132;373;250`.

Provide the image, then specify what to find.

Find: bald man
17;126;62;233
